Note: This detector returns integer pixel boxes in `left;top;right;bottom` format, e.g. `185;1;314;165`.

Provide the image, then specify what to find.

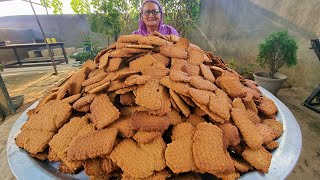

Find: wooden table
0;42;68;68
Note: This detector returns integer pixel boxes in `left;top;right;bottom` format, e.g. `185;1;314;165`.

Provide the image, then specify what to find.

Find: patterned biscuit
140;137;167;171
73;94;96;109
262;119;283;139
189;88;213;106
167;34;180;43
129;54;157;71
34;91;58;113
171;122;196;141
186;114;206;127
245;79;261;94
243;93;258;113
174;37;190;50
257;97;278;117
208;94;231;121
109;49;132;58
193;122;229;174
232;98;246;110
82;158;103;176
187;48;205;65
30;151;48;161
125;44;154;49
88;81;110;94
160;76;191;96
82;72;108;87
218;123;241;149
152;53;170;67
116;42;131;49
90;173;110;180
171;58;188;71
190;76;217;91
84;73;115;93
81;60;97;75
200;63;215;83
160;45;188;59
180;94;195;107
216;88;232;109
107;81;132;92
101;157;119;173
182;63;200;76
167;109;183;125
15;129;55;154
233;158;252;173
203;52;212;63
109;116;135;138
242;147;272;173
59;162;75;174
130;111;170;132
170;96;180;112
56;83;70;100
247;109;262;124
192;99;225;123
106;58;122;72
49;117;89;153
67;128;118;161
169;89;191;117
256;123;276;143
133;131;163;144
94;45;114;63
22;100;72;132
165;135;196;173
116;85;137;95
48;148;60;162
169;69;191;82
112;69;139;81
90;94;120;129
124;74;141;85
231;108;263;149
264;140;279;150
62;93;82;104
141;66;170;80
123;47;151;54
138;35;172;46
135;80;164;110
148;89;171;116
216;72;247;98
88;68;105;79
151;31;169;40
98;53;109;69
117;34;142;43
68;72;86;95
110;139;155;178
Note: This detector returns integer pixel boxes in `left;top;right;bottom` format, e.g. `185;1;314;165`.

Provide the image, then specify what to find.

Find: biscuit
186;114;206;127
160;76;191;96
129;54;157;71
169;69;191;82
62;93;82;104
160;45;188;59
98;53;109;69
242;147;272;173
187;48;205;65
133;131;163;144
169;89;191;117
141;66;170;80
73;94;96;109
106;58;122;72
257;97;278;117
129;111;170;132
109;116;135;138
262;119;283;139
152;53;170;66
190;76;217;91
200;63;215;83
135;80;164;110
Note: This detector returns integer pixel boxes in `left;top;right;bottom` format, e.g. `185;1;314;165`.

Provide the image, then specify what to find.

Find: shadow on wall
189;0;320;89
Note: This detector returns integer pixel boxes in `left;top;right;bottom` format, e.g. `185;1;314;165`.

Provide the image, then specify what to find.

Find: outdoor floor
0;60;319;180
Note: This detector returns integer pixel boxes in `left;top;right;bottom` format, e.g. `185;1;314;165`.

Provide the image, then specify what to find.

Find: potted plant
253;30;298;95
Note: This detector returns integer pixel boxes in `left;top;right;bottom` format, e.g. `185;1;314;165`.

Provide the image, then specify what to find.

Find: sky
0;0;75;17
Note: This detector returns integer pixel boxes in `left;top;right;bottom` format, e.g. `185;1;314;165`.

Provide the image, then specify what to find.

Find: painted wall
189;0;320;89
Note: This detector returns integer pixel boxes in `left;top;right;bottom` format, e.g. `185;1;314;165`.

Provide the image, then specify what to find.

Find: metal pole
28;0;58;75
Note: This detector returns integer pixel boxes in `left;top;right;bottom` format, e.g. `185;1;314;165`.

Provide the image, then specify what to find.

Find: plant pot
11;95;24;110
253;72;287;95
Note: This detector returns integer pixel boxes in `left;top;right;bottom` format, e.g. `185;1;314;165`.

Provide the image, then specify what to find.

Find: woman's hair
138;0;164;31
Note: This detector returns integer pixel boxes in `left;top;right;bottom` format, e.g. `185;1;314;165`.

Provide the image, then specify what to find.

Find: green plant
227;59;256;80
71;35;101;64
258;31;298;79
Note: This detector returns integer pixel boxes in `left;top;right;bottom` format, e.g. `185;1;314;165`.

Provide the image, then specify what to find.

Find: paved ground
0;61;319;180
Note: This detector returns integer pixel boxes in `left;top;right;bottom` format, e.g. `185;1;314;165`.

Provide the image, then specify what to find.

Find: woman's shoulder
161;24;180;36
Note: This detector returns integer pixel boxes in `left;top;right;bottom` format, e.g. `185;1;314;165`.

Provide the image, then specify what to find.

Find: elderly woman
133;0;180;36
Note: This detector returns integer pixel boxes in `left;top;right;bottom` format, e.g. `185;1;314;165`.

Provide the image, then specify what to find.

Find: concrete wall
189;0;320;89
0;15;111;63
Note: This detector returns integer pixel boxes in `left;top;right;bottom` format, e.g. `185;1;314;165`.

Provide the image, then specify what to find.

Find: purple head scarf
132;0;180;36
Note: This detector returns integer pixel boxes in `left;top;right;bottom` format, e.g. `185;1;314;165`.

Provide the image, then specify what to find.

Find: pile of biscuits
15;32;283;180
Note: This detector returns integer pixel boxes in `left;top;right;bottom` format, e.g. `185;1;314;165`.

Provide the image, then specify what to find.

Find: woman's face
142;2;161;28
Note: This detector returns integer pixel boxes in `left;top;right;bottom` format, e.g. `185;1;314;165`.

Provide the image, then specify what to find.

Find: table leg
61;44;68;64
12;47;22;65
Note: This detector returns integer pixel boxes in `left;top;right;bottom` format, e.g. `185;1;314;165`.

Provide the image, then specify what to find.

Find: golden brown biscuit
109;116;135;138
262;119;283;139
218;123;241;149
106;58;122;72
171;122;195;141
141;66;170;80
48;148;60;162
129;54;157;71
68;72;86;96
133;131;163;144
84;72;115;92
187;48;205;65
67;128;118;161
169;89;191;117
129;111;170;132
135;80;165;111
167;109;183;125
82;72;108;87
160;76;191;97
200;63;216;83
73;94;96;109
188;88;213;106
182;63;200;76
258;97;278;117
125;44;154;49
171;58;188;71
82;158;103;176
233;158;252;173
187;114;206;127
101;157;119;173
242;147;272;173
30;151;48;161
88;81;110;94
255;123;276;143
117;34;142;43
216;72;247;98
119;92;136;106
62;93;82;104
243;92;258;114
193;123;229;174
264;140;279;150
190;76;217;91
208;94;231;121
152;53;170;67
231;108;263;149
98;53;109;69
169;69;191;82
180;94;195;107
192;99;225;123
232;98;246;110
160;45;188;59
193;106;207;117
90;94;120;129
174;37;190;50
